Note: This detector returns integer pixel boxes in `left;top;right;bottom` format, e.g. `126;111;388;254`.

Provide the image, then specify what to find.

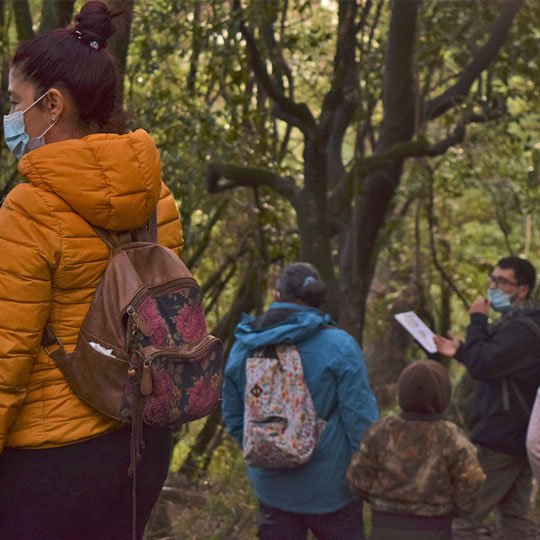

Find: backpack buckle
43;332;64;357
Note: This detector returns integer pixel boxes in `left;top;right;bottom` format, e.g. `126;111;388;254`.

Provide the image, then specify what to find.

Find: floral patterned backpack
42;212;223;470
243;343;327;468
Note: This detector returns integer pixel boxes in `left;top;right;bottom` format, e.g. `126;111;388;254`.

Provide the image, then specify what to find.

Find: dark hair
12;1;120;130
275;262;327;308
398;360;451;415
497;256;536;298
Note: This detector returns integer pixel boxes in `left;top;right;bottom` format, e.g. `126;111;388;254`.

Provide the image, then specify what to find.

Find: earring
50;117;56;124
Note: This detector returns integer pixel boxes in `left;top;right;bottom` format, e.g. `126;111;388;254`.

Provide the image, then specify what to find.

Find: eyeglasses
487;275;519;287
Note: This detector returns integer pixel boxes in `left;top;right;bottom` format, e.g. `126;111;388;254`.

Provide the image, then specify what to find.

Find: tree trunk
340;0;420;342
364;259;414;409
106;0;135;111
11;0;33;42
39;0;75;34
297;140;340;320
207;0;524;352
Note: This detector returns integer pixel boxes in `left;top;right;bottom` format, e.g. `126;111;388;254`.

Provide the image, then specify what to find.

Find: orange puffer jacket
0;129;183;452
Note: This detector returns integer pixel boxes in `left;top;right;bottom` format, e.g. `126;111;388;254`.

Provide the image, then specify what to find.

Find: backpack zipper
125;277;201;315
145;336;220;367
139;336;220;396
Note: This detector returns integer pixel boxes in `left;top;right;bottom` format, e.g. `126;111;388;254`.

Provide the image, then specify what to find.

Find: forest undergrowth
145;404;540;540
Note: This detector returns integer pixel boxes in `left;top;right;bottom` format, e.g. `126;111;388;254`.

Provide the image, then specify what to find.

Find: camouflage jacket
347;415;485;516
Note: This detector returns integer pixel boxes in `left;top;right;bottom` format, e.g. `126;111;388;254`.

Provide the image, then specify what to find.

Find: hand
433;331;460;357
469;296;489;316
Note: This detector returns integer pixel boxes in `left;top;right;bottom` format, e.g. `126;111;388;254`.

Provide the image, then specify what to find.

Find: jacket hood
234;302;336;349
491;301;540;332
18;129;162;231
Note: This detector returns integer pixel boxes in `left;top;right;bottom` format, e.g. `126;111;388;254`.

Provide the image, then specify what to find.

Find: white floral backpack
242;344;328;468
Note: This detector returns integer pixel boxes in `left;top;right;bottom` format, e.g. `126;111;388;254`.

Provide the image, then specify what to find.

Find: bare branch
277;122;292;162
355;0;373;35
202;254;238;296
187;2;202;96
328;120;467;223
424;0;524;121
185;199;229;270
207;162;299;203
204;262;237;314
357;122;466;173
319;0;359;183
232;0;317;139
258;1;295;100
425;162;470;309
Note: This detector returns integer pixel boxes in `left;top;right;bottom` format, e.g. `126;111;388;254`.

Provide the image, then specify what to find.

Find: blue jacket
222;302;379;514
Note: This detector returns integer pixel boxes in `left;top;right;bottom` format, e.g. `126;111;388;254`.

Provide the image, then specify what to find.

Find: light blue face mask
487;288;513;313
3;91;55;159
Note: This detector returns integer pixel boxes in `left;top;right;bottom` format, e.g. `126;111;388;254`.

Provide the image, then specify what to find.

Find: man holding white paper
434;256;540;540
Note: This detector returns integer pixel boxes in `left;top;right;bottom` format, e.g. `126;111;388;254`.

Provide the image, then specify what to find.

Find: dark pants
371;527;451;540
452;446;534;540
370;510;452;540
257;500;366;540
0;425;172;540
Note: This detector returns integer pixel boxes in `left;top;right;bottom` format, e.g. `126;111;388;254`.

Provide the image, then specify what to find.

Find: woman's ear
44;88;65;120
273;290;281;301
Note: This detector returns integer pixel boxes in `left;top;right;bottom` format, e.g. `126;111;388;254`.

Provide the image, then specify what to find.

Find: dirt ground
145;473;540;540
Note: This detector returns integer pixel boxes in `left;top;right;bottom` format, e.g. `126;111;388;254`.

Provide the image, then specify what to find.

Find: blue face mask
488;288;513;313
3;91;55;159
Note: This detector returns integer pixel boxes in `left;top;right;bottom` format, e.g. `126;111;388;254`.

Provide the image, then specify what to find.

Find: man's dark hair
497;256;536;298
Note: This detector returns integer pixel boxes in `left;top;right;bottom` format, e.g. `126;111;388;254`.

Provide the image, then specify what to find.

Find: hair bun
73;1;116;49
275;262;327;308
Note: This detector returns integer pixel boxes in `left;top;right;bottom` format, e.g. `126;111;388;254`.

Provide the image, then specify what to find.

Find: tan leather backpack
42;213;223;468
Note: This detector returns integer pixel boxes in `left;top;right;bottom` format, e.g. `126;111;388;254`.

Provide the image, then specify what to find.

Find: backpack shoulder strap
517;316;540;342
505;316;540;416
90;225;119;250
40;210;158;352
41;324;67;362
89;209;158;248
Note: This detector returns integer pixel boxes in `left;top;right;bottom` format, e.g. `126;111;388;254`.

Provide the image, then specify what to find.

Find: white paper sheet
394;311;437;354
89;341;116;358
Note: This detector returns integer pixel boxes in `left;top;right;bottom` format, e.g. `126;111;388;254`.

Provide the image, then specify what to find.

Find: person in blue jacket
222;262;379;540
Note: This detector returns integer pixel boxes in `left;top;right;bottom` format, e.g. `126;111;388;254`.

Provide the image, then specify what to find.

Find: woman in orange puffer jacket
0;2;183;539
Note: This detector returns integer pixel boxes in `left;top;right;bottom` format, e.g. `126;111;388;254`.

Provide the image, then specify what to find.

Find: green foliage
5;0;540;512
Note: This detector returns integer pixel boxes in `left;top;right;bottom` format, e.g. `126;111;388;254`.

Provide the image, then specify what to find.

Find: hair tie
74;30;100;50
303;276;315;287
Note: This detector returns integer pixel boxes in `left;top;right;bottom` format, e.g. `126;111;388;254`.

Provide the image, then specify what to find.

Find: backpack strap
129;210;158;243
90;210;158;249
91;226;119;250
508;379;532;416
142;210;158;243
504;316;540;416
517;316;540;342
41;324;67;361
40;210;158;353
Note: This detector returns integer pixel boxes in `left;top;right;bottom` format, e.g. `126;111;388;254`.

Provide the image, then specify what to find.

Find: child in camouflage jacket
347;360;485;540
